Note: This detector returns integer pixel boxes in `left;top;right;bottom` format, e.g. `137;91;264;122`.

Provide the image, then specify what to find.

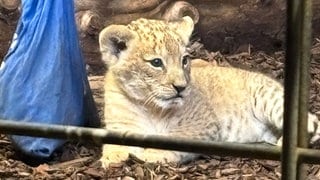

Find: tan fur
99;17;320;168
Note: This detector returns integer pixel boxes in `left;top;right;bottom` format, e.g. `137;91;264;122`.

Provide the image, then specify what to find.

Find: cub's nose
172;84;186;94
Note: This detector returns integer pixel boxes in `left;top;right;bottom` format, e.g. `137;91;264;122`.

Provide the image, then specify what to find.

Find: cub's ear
170;16;194;45
99;25;136;66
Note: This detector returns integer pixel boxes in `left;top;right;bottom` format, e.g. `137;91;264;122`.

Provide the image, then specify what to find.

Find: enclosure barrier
0;0;314;179
283;0;313;179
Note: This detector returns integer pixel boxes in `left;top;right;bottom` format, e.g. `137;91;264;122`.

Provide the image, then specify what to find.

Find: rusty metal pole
282;0;312;179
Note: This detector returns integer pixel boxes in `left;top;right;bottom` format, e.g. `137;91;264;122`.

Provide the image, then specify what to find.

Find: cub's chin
155;97;185;109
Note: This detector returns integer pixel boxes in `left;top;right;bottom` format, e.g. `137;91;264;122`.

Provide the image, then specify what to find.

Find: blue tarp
0;0;87;158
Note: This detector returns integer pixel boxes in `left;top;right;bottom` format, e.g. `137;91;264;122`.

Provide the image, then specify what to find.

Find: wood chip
198;164;209;170
221;168;241;176
122;176;135;180
18;172;31;177
155;174;166;180
83;167;103;178
50;157;92;169
34;164;50;176
134;166;144;179
171;166;189;173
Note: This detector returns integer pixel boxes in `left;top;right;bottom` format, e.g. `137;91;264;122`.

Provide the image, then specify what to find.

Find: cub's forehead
128;18;168;34
127;18;185;55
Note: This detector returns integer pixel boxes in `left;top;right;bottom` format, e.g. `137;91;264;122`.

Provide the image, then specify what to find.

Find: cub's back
189;60;283;115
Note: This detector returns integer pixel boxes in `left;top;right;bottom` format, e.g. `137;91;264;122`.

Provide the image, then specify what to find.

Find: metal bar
2;119;320;163
0;119;281;160
297;0;313;179
3;120;320;164
297;0;312;149
283;0;313;178
282;0;302;179
298;148;320;164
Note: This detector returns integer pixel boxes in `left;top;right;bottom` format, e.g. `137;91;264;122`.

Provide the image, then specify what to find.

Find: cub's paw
309;114;320;144
100;145;130;169
277;136;283;146
135;149;182;164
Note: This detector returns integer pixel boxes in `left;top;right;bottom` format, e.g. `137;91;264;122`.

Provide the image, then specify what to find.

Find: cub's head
99;16;194;109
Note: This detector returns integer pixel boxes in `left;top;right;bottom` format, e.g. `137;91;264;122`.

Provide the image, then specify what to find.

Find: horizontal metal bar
0;119;280;160
298;148;320;164
2;119;320;164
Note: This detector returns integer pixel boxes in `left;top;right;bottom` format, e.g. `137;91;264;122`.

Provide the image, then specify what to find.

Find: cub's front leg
100;144;132;168
134;148;193;163
101;144;194;168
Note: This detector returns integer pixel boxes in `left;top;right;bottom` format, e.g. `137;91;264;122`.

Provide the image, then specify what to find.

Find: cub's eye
182;56;189;67
150;58;163;67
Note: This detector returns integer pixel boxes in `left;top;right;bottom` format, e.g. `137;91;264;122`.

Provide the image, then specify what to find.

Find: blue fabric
0;0;86;158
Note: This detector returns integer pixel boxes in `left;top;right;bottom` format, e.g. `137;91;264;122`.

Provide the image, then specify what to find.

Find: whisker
143;91;158;107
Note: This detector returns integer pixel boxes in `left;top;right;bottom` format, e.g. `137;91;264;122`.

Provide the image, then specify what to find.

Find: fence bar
0;119;312;164
297;0;312;149
3;120;320;164
297;0;313;179
298;148;320;164
281;0;301;180
0;119;281;160
282;0;312;179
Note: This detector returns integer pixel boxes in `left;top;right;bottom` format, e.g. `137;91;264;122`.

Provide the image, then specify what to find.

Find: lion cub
99;16;320;167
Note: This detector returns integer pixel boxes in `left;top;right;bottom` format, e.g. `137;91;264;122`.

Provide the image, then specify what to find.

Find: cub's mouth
153;89;188;108
164;94;183;101
159;94;185;107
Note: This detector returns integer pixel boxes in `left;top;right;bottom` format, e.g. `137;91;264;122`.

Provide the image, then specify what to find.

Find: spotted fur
99;17;320;168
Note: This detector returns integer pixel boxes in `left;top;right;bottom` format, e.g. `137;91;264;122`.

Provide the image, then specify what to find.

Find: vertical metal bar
282;0;302;179
297;0;313;179
282;0;312;179
297;0;312;149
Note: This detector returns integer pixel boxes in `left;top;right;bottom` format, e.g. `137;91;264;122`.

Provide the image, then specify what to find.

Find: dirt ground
1;4;320;180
